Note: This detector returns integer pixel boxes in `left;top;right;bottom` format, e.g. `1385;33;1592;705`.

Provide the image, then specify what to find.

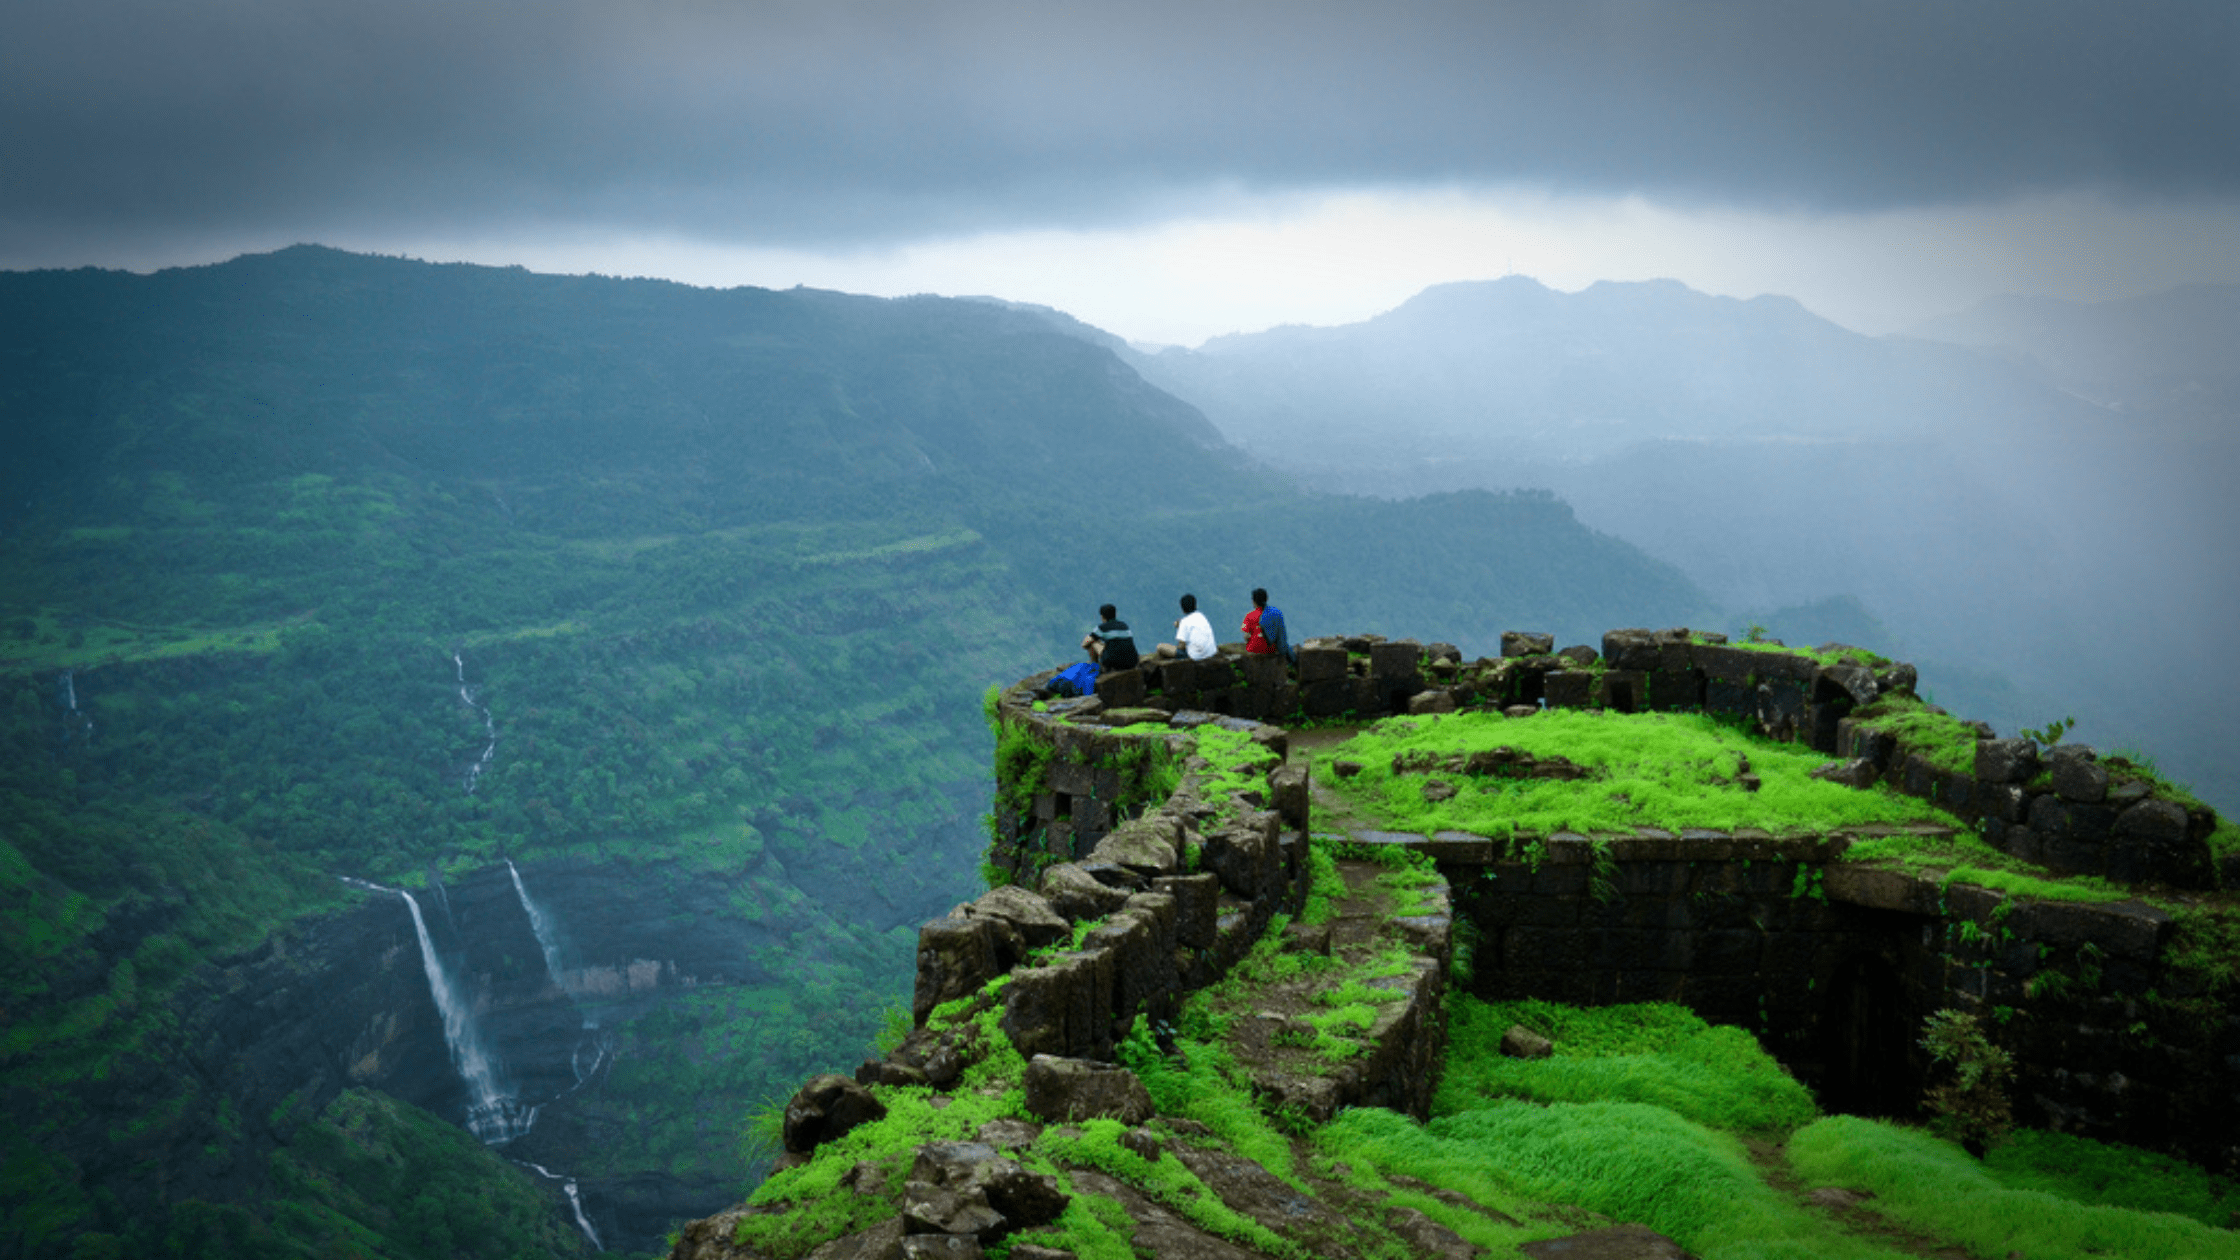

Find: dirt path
1743;1138;1978;1260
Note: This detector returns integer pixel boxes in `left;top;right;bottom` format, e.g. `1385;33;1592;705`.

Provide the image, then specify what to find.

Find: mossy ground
1314;709;1956;838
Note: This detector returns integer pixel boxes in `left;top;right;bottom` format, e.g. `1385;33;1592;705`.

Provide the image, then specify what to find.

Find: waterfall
60;670;77;713
453;651;499;794
506;859;570;994
393;888;537;1144
516;1160;604;1251
506;859;611;1093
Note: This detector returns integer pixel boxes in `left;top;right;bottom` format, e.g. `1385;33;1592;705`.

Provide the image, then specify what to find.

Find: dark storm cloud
3;0;2236;256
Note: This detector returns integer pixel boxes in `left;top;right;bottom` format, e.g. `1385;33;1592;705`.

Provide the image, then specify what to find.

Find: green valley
0;248;1706;1257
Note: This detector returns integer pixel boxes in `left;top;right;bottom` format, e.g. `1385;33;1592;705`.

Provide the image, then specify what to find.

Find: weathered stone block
1500;1025;1553;1059
1299;677;1353;717
1815;662;1880;707
1024;1056;1154;1125
915;913;1021;1022
1370;639;1425;687
1754;678;1807;741
2014;900;2171;960
1001;950;1112;1059
1544;671;1596;709
1693;644;1760;683
1975;781;2026;823
967;885;1072;951
782;1074;888;1155
1270;764;1309;830
1037;862;1133;921
1408;689;1458;715
1651;641;1695;675
1200;811;1281;900
1047;758;1093;797
1601;669;1645;713
1646;669;1704;711
1093;667;1145;710
1836;718;1898;768
1823;865;1939;914
1295;644;1347;685
1081;909;1170;1026
2048;745;2109;803
1502;631;1555;658
1600;628;1660;670
1704;677;1755;718
1152;873;1220;949
1809;758;1877;789
2114;797;2187;846
1974;738;2039;784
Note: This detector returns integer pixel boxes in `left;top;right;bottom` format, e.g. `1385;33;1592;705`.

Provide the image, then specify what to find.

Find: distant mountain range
1095;277;2240;812
1909;284;2240;435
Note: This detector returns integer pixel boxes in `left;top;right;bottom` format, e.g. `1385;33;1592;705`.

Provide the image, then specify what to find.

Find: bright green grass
1841;832;2131;903
1789;1116;2240;1260
1118;1019;1302;1188
1194;724;1281;805
1436;996;1818;1135
1847;693;1981;774
1035;1119;1304;1259
1316;710;1955;836
1718;638;1888;671
1984;1129;2238;1227
1323;1102;1913;1260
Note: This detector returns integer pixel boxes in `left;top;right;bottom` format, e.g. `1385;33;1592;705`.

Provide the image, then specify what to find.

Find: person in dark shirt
1082;604;1139;671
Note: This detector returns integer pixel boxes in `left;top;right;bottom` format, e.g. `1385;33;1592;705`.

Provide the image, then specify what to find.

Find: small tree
1920;1008;2014;1156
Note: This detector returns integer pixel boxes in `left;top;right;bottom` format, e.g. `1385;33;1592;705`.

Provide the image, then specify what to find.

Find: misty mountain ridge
1102;273;2239;814
1128;273;2085;465
1908;283;2240;433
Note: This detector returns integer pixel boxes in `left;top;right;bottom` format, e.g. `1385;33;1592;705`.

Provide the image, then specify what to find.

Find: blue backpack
1049;661;1100;698
1261;606;1295;664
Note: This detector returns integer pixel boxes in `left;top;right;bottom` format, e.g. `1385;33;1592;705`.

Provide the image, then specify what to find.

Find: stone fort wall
976;627;2238;1170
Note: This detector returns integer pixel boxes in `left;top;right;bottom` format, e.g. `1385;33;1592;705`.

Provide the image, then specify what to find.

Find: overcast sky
5;0;2237;344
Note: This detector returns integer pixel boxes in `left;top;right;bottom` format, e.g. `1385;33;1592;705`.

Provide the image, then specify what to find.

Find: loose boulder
1023;1055;1155;1125
782;1074;889;1156
1500;1025;1554;1060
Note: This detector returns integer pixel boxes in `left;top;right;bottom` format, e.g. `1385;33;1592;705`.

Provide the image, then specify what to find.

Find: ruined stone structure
978;629;2237;1170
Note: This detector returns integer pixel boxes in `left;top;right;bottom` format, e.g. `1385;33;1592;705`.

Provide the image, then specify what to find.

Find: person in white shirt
1171;593;1217;661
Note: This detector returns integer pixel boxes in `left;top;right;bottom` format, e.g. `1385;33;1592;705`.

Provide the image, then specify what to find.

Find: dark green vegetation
0;248;1709;1257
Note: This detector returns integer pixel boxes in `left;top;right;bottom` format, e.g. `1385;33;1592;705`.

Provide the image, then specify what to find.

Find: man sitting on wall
1166;593;1217;661
1082;604;1139;671
1242;587;1294;665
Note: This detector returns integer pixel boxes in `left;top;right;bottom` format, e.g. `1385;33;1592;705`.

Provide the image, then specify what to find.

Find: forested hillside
0;248;1705;1259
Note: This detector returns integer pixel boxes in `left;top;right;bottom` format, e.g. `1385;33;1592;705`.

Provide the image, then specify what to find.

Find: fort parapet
707;625;2237;1260
973;628;2236;1168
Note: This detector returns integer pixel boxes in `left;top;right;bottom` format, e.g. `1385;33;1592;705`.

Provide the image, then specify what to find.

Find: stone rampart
765;630;2235;1195
997;627;2235;1169
1068;626;2226;891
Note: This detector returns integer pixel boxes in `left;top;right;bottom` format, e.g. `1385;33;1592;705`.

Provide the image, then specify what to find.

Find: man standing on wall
1171;593;1217;661
1082;604;1139;670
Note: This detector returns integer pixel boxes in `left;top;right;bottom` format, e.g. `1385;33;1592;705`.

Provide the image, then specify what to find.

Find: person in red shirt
1243;588;1275;655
